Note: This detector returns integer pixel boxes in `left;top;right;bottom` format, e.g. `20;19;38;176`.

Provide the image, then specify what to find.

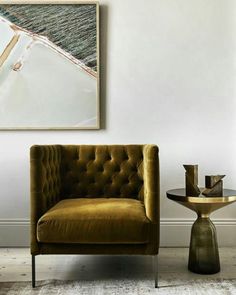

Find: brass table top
166;188;236;217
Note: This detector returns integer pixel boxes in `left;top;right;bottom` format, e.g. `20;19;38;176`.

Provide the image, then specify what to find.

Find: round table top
166;188;236;204
166;188;236;216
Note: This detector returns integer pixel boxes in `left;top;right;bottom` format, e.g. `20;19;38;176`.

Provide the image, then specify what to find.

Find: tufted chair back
61;145;144;200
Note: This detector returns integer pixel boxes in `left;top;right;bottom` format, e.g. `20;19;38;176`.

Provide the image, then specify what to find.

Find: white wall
0;0;236;246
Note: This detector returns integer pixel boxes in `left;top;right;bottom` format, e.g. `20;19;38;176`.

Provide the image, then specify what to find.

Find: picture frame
0;0;100;130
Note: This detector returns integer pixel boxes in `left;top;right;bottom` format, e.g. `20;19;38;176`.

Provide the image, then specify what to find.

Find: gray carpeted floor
0;278;236;295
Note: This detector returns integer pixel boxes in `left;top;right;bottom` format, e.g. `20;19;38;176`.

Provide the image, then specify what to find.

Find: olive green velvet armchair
30;144;160;288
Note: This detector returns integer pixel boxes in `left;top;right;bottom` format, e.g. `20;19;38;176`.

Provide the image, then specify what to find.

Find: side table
166;188;236;274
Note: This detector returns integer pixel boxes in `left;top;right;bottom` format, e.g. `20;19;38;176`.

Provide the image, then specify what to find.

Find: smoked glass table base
188;216;220;274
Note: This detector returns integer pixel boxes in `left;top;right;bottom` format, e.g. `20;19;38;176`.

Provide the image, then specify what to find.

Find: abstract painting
0;1;99;129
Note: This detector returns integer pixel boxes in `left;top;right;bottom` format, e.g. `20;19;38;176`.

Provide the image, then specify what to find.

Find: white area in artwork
0;20;14;56
0;17;97;128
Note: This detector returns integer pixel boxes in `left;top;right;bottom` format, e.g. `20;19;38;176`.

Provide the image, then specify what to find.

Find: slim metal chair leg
153;255;158;288
32;255;36;288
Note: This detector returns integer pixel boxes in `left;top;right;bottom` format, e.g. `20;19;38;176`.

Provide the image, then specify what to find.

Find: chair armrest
143;145;160;223
30;145;62;254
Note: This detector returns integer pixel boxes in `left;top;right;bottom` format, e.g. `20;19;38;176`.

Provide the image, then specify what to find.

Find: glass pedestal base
188;217;220;274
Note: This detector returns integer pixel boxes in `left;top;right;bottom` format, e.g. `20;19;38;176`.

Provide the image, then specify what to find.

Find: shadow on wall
100;5;108;130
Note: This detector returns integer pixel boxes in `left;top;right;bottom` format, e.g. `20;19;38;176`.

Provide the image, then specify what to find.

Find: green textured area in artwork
0;4;97;71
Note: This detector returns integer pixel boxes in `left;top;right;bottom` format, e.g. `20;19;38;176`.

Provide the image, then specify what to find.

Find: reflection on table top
166;188;236;204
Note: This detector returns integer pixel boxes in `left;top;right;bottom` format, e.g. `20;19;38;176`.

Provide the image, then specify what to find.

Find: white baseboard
160;218;236;247
0;218;235;247
0;219;30;247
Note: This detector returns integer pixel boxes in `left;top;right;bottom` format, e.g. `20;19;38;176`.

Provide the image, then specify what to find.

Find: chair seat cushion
37;198;150;244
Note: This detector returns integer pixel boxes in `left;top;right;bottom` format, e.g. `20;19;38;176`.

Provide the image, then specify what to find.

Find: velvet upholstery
37;198;150;244
30;145;160;256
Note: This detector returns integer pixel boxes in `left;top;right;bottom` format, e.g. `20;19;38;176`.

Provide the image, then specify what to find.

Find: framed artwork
0;1;100;129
